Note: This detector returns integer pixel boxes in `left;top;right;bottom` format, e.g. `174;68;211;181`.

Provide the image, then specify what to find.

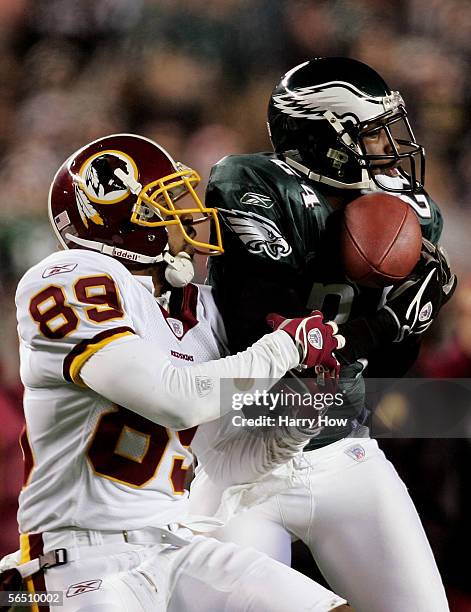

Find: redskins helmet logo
78;150;138;204
73;150;139;228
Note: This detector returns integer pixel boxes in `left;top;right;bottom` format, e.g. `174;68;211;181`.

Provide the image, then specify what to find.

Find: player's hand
266;310;345;374
382;239;457;342
421;238;457;306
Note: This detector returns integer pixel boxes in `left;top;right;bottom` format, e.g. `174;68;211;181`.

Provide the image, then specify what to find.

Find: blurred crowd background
0;0;470;608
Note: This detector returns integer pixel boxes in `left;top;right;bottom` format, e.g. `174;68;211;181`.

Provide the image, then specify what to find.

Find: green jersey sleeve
397;190;443;244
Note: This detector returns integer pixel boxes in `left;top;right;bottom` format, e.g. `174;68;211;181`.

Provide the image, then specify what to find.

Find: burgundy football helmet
48;134;223;270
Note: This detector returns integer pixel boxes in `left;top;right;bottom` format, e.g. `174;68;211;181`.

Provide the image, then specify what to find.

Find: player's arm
19;258;301;430
193;376;331;486
337;240;457;364
192;316;341;484
191;292;326;482
81;331;297;430
360;196;446;377
193;415;319;487
81;311;344;430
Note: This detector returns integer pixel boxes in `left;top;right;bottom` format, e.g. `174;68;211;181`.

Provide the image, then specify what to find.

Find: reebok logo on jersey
66;579;102;597
307;328;323;350
42;263;78;278
240;192;273;209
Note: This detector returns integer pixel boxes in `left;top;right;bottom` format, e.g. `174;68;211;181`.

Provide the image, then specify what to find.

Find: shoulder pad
396;190;443;244
207;153;331;268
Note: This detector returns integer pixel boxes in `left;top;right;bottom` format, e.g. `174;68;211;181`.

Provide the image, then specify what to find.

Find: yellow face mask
129;164;223;255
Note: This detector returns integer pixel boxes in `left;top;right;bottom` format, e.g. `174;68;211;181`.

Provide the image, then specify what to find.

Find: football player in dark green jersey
206;57;453;446
189;58;455;612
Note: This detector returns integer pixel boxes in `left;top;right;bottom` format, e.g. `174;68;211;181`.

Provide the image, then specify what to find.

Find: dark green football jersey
206;152;443;446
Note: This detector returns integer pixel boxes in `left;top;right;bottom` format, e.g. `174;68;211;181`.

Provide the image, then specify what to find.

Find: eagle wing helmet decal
272;81;393;124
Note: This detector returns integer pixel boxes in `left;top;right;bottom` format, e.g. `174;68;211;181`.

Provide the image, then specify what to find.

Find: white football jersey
16;249;226;534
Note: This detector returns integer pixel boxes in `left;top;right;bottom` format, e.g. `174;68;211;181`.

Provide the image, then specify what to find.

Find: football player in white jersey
4;134;353;611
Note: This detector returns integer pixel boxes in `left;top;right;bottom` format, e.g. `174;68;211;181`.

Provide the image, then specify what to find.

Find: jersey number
307;282;355;324
87;406;196;492
398;193;431;219
29;275;123;339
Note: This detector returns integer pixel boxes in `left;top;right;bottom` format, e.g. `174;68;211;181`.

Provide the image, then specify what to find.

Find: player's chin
173;245;195;258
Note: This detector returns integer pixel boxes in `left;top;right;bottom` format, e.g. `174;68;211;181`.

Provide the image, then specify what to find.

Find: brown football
340;193;422;287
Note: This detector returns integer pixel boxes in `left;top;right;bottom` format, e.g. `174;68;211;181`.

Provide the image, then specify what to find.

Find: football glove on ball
382;239;457;342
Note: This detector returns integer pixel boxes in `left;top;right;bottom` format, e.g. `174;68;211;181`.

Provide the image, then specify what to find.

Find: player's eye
362;128;382;140
181;218;196;238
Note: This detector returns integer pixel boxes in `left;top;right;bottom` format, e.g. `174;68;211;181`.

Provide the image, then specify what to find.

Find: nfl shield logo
307;327;323;349
419;301;433;322
167;317;184;338
345;444;366;462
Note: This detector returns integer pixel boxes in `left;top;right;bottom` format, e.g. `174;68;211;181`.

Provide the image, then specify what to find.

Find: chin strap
65;233;163;264
65;233;194;287
164;251;195;287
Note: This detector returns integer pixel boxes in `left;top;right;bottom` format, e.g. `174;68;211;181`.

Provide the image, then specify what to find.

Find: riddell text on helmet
111;248;139;261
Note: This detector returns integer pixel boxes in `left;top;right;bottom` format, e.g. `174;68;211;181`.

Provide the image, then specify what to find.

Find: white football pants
190;438;449;612
37;528;346;611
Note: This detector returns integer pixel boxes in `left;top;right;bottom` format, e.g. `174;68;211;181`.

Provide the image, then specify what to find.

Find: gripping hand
267;310;345;374
382;239;457;342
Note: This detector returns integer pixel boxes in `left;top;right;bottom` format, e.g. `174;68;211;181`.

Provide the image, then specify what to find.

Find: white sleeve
192;421;311;486
80;330;299;430
15;249;139;388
